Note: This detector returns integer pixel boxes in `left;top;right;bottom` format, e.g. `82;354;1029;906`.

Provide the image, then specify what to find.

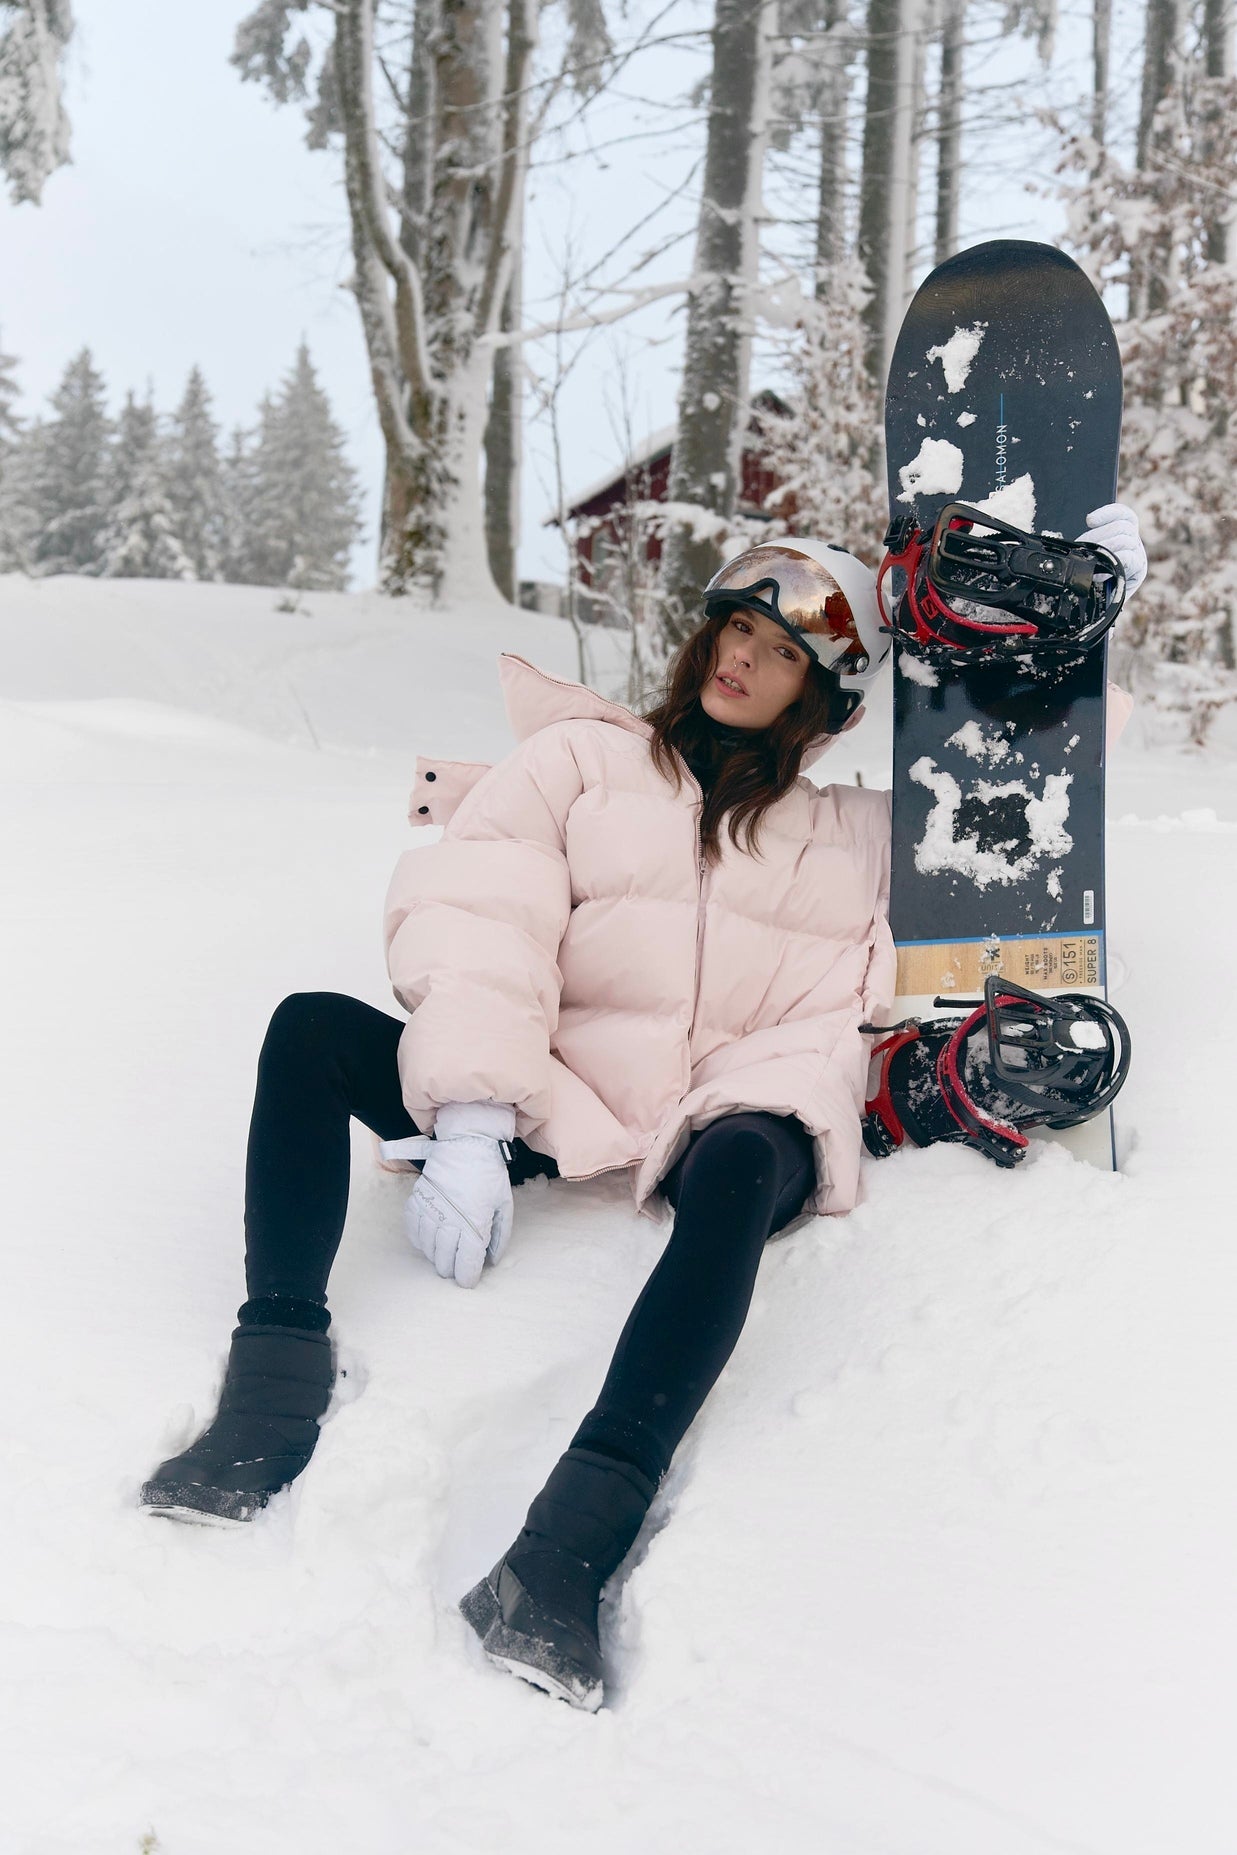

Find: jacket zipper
686;767;708;1047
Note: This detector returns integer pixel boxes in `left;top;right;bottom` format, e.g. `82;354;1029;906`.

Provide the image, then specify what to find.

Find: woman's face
698;608;811;731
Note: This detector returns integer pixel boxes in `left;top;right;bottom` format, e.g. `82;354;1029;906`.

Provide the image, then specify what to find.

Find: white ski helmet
703;537;890;692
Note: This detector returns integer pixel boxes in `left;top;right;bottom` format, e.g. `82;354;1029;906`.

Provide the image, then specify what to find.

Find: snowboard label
883;241;1123;1166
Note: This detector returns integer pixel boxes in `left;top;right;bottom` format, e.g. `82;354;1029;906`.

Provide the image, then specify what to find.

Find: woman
139;513;1143;1711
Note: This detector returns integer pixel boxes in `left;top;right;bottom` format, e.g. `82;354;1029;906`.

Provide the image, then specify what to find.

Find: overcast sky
2;1;1084;592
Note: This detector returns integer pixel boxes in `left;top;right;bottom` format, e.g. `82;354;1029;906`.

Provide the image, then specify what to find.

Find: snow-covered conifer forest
0;341;363;590
3;0;1237;1850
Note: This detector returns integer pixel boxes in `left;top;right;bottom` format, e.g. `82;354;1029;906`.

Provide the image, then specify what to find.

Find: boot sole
459;1574;604;1713
139;1481;269;1527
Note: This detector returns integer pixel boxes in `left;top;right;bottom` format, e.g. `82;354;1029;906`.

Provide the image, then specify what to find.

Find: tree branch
481;276;691;351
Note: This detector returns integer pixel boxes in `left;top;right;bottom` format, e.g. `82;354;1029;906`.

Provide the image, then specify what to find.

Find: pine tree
31;346;112;574
0;333;27;567
100;392;193;581
220;422;257;584
0;334;18;448
236;392;285;586
165;366;227;580
243;344;362;590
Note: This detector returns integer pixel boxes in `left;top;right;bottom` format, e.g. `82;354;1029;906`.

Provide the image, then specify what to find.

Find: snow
896;436;965;504
911;756;1074;888
926;322;988;393
968;472;1039;531
947;717;1012;764
634;498;735;546
957;410;977;427
898;648;940;687
5;575;1237;1853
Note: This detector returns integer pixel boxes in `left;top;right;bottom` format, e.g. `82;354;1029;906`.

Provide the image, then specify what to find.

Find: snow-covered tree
760;261;882;560
233;345;362;590
1055;46;1237;691
30;345;111;575
657;0;777;645
233;392;286;587
0;333;18;448
0;334;31;567
233;0;539;597
100;392;193;581
220;423;256;585
164;366;227;581
0;0;72;204
233;0;635;599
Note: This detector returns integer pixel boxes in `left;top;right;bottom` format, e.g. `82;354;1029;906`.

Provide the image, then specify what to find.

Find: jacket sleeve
383;723;585;1132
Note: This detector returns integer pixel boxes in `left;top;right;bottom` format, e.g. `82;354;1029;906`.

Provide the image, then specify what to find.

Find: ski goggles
703;547;872;677
877;504;1126;662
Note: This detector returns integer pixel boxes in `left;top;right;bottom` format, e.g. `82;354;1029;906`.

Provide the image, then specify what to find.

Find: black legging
245;992;815;1484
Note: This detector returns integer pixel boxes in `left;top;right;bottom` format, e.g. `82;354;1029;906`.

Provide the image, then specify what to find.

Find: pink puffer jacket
384;655;896;1219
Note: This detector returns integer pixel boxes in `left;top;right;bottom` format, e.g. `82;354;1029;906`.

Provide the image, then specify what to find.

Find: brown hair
643;611;851;861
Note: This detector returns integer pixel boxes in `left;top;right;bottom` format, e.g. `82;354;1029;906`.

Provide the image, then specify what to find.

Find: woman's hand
1079;502;1147;597
381;1102;516;1288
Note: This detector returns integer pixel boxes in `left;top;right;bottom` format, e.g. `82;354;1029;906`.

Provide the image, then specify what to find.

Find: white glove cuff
433;1100;517;1143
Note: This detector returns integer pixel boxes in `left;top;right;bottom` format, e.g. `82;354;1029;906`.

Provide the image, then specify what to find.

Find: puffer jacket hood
386;654;894;1221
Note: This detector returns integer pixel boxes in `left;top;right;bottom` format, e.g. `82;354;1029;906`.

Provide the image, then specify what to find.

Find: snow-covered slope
2;576;1234;1855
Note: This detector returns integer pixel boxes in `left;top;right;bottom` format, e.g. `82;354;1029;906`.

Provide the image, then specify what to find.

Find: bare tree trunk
858;0;923;382
484;252;521;602
1136;0;1181;168
1204;0;1234;264
376;0;434;571
934;0;964;263
1091;0;1112;151
904;3;929;292
481;0;533;604
402;0;433;269
1132;0;1183;316
658;0;775;645
815;0;851;279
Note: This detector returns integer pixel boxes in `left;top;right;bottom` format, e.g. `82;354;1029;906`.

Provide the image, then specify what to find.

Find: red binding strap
936;997;1029;1164
879;515;1038;654
864;1024;925;1149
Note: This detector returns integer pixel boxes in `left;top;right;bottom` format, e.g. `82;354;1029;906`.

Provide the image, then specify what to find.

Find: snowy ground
3;573;1236;1855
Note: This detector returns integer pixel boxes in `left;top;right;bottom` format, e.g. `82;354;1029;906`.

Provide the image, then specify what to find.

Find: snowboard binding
877;504;1125;665
862;976;1131;1168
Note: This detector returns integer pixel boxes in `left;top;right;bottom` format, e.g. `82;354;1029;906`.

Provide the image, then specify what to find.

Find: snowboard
882;240;1123;1168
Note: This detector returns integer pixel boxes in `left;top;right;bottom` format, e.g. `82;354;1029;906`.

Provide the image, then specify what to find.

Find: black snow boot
459;1447;658;1711
140;1308;334;1526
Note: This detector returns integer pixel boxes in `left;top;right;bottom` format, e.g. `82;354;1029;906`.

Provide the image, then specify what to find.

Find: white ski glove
1079;502;1147;597
379;1101;516;1289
